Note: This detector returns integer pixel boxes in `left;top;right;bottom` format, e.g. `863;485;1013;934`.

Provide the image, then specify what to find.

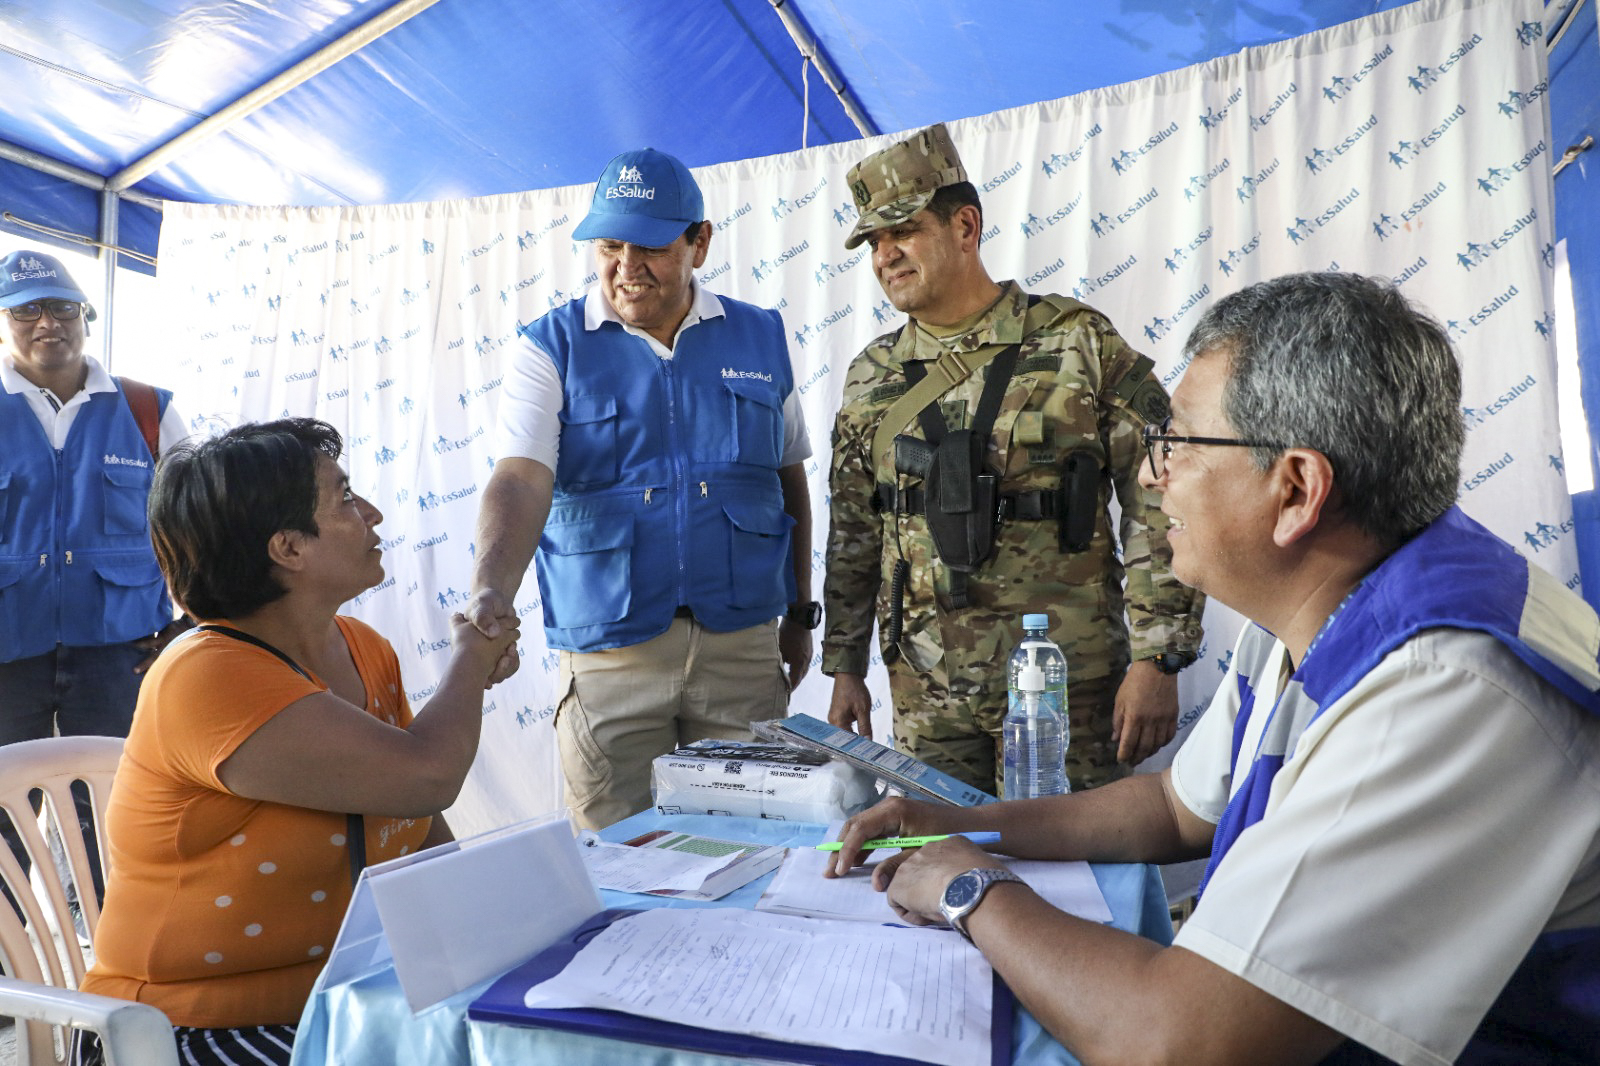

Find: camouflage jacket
821;281;1204;683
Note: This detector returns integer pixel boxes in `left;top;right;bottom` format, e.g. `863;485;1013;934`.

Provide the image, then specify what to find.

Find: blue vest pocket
722;501;793;609
101;462;153;535
0;559;26;661
725;377;784;468
538;515;634;629
691;379;784;467
90;558;165;644
557;394;620;490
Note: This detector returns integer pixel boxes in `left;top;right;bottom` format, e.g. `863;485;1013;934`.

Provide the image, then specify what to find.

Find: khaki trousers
555;617;789;829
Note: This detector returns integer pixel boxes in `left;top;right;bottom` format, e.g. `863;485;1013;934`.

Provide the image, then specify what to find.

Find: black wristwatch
785;600;822;629
939;867;1025;942
1143;651;1195;675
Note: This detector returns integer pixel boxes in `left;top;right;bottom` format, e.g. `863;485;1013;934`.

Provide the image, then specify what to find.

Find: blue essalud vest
520;295;796;652
1200;506;1600;1063
0;384;172;662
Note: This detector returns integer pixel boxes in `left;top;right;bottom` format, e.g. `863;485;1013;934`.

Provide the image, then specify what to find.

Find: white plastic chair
0;736;177;1066
0;976;176;1066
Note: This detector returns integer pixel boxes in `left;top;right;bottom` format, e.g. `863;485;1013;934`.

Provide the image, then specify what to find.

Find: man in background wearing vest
827;272;1600;1063
0;249;188;905
823;124;1203;795
467;150;815;830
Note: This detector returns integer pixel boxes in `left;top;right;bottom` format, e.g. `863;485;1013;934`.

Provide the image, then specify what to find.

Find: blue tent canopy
0;0;1459;261
1;0;1595;478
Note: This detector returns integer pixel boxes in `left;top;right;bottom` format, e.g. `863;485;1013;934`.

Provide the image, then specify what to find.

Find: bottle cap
1017;663;1046;692
1022;613;1049;630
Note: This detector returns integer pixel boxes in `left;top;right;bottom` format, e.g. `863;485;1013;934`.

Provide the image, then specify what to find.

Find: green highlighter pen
815;831;1002;852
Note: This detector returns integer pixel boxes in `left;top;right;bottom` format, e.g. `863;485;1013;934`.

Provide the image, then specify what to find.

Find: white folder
318;812;602;1013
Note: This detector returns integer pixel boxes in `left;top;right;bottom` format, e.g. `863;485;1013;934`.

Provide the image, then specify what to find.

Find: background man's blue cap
0;249;88;308
573;148;705;247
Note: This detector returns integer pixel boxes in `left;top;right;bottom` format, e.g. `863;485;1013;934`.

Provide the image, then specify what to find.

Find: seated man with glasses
0;248;190;914
825;271;1600;1063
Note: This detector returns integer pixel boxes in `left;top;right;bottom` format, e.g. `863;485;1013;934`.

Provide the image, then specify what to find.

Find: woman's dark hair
149;418;343;619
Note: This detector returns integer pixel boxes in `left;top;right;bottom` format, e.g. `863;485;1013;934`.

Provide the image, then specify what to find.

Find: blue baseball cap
572;148;705;247
0;249;89;309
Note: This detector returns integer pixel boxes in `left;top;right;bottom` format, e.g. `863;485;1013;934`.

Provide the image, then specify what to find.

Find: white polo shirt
1172;625;1600;1065
2;355;187;453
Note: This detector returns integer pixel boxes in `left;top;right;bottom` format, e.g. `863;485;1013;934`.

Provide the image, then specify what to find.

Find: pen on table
815;831;1002;852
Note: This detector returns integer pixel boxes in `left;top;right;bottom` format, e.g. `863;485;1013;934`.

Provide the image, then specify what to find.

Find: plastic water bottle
1002;614;1069;799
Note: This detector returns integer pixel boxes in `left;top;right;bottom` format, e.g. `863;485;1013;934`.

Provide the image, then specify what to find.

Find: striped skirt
76;1024;295;1065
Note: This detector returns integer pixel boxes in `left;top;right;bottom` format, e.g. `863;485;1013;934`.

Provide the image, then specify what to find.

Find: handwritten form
523;907;995;1066
757;844;1113;925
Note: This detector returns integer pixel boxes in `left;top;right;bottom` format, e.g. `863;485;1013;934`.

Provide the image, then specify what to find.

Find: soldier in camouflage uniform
821;124;1204;794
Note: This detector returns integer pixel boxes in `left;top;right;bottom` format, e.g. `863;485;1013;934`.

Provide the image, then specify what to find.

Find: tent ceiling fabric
1;0;1421;259
798;0;1405;133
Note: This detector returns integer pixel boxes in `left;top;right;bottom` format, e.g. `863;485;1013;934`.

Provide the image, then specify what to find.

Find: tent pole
99;188;118;372
769;0;879;138
106;0;444;193
0;140;163;211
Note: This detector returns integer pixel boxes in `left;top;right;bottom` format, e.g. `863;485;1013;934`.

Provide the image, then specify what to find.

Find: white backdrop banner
157;0;1566;837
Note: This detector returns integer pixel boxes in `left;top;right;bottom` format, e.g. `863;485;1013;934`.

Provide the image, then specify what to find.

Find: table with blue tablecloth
290;812;1173;1066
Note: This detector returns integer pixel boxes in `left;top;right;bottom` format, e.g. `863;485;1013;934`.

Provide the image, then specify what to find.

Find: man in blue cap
466;150;815;829
0;248;188;905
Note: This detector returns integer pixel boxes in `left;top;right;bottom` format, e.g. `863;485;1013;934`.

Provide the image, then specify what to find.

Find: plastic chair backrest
0;736;126;1065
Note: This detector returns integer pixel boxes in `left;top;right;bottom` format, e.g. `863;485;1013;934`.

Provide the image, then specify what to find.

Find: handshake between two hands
453;589;523;686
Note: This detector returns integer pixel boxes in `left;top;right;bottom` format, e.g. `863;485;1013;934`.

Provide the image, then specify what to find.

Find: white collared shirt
497;281;811;473
2;355;187;452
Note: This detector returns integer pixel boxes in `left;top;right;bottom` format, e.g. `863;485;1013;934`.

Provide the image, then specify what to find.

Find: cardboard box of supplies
651;740;878;821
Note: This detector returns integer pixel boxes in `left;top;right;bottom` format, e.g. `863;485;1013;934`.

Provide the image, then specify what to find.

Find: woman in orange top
80;418;517;1065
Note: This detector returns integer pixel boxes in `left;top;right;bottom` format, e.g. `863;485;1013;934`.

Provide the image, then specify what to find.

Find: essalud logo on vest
606;164;655;200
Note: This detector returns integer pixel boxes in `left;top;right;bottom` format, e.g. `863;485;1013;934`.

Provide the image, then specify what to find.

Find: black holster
1058;451;1100;553
895;430;999;609
883;340;1023;615
923;429;1000;577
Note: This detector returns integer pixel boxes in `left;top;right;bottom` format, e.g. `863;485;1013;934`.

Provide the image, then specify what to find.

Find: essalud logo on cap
9;254;58;281
606;163;655;201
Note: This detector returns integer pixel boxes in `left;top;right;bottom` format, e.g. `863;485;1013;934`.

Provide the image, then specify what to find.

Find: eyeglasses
3;300;85;323
1141;418;1288;480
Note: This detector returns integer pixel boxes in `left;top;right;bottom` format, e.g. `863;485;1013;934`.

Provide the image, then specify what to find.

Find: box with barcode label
651;740;879;821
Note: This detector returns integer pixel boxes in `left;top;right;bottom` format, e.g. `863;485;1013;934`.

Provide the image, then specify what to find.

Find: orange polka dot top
82;616;431;1027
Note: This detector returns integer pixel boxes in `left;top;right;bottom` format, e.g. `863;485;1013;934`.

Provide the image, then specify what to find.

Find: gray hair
1183;272;1463;546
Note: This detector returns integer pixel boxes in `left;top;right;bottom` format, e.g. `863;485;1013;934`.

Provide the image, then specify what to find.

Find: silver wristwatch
939;867;1024;942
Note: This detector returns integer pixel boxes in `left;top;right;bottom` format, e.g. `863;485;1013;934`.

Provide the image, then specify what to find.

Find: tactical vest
0;384;172;662
1201;506;1600;1061
868;292;1167;644
522;296;796;652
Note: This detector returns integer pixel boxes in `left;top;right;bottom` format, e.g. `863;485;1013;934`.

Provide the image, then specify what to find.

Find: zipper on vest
644;487;653;504
65;551;73;564
699;481;708;498
658;357;688;606
38;554;47;567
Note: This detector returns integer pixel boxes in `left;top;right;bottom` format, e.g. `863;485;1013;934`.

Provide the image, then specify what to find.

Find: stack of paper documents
501;907;1007;1066
756;842;1113;925
580;829;785;901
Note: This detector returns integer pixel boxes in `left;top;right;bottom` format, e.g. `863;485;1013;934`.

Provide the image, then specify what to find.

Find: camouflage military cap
843;123;968;250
